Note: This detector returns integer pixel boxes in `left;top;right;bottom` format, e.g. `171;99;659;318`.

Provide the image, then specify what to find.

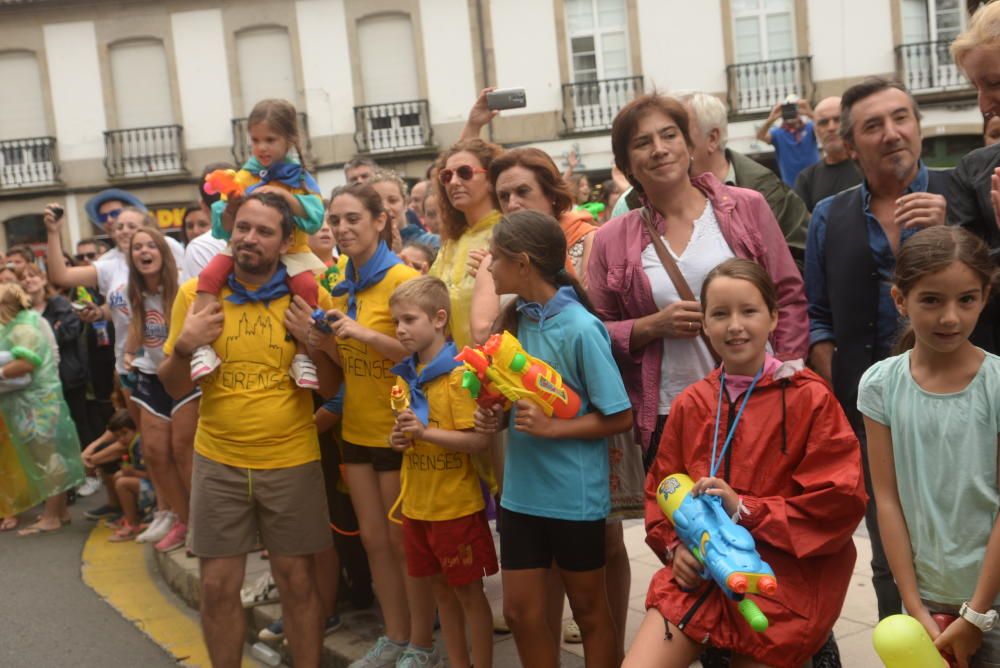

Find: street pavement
0;495;179;668
1;495;882;667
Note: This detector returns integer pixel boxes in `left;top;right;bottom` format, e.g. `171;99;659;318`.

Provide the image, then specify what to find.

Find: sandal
17;522;61;537
108;523;140;542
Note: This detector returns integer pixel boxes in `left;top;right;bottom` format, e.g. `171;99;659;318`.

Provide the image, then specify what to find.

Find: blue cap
84;189;146;226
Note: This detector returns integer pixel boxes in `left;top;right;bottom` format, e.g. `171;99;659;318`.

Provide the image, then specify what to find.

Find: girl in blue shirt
860;226;1000;667
475;209;632;667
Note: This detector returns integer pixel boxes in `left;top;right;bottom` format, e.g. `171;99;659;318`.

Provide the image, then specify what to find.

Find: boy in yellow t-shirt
388;276;497;668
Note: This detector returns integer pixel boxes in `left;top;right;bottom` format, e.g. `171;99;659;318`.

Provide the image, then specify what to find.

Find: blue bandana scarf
243;157;321;195
390;342;461;426
330;241;402;319
225;264;291;305
516;286;581;329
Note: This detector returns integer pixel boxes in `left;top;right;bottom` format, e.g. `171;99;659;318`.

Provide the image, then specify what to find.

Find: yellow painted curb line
81;522;255;667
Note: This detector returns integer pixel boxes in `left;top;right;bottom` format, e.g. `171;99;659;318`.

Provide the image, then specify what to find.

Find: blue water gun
656;473;777;632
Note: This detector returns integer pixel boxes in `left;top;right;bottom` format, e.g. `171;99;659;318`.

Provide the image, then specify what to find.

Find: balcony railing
726;56;815;116
896;40;972;94
104;125;185;178
561;76;644;133
231;113;311;166
0;137;59;189
353;100;433;154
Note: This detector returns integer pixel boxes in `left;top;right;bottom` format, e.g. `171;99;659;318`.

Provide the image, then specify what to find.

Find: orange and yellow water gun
455;331;582;418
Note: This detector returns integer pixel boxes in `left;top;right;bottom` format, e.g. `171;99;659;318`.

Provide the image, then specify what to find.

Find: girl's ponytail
554;266;597;318
489;210;597;336
891;326;917;355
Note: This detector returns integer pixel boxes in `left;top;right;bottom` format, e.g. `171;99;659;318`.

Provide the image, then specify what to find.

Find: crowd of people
6;5;1000;668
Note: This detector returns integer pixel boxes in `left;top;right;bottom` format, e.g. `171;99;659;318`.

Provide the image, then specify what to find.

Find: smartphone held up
487;88;527;111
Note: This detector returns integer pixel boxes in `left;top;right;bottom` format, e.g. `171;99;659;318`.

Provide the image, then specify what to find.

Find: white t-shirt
106;282;130;375
93;247;128;301
94;237;184;297
181;230;226;282
641;200;734;413
130;291;168;374
95;236;184;373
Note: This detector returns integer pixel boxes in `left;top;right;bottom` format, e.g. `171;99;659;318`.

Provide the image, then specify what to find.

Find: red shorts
403;510;498;587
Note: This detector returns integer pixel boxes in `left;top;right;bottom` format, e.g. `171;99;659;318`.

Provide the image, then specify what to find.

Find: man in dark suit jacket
805;78;952;622
949;143;1000;353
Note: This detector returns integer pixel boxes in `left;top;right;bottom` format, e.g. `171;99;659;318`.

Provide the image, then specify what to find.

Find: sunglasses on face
98;208;123;224
75;252;97;261
438;165;487;185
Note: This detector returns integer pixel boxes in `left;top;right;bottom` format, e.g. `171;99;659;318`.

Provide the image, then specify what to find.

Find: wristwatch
960;602;998;632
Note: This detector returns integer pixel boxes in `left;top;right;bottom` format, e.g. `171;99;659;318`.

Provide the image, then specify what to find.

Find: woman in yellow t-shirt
314;183;418;661
429;139;504;349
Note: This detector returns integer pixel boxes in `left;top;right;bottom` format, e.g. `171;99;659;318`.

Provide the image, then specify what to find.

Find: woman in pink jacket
587;94;808;466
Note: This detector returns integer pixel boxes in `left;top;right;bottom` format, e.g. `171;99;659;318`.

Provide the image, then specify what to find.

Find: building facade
0;0;986;251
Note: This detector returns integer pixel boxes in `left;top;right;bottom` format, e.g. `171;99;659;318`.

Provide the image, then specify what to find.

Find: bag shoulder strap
640;207;721;365
640;208;696;301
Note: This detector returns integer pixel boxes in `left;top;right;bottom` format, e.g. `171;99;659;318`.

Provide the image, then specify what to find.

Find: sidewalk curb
81;522;254;667
153;548;385;667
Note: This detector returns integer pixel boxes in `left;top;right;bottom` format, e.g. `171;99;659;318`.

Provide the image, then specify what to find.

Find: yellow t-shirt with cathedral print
331;262;419;447
164;278;334;469
396;367;485;521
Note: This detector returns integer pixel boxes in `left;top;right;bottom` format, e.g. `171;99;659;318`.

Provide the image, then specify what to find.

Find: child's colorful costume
201;156;327;305
644;359;866;668
0;309;84;516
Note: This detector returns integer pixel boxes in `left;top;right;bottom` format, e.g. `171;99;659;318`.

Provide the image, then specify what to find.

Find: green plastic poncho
0;309;84;516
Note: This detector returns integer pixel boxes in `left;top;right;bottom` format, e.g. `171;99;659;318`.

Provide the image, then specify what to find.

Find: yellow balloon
873;615;948;668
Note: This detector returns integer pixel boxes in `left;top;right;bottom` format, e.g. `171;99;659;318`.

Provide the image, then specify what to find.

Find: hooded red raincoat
644;363;867;668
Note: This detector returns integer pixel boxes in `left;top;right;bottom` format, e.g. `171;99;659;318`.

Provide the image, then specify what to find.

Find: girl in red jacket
624;258;867;668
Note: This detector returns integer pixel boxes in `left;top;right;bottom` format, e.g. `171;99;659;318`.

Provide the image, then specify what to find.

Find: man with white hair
793;96;862;211
682;91;810;261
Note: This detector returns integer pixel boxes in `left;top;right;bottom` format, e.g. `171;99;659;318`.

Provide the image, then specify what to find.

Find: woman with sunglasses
429;138;504;349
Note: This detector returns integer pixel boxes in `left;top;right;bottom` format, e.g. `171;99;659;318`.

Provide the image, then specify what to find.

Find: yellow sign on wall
148;204;190;230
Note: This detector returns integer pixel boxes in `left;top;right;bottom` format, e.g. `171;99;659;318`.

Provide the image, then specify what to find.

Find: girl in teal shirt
475;210;632;667
860;226;1000;667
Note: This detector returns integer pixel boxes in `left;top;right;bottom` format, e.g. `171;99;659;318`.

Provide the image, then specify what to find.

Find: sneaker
77;476;102;497
563;619;582;644
347;636;406;668
155;521;187;553
258;617;284;642
396;645;442;668
241;572;279;608
324;614;342;636
191;345;221;382
108;522;140;542
84;504;120;520
289;353;319;390
137;511;174;544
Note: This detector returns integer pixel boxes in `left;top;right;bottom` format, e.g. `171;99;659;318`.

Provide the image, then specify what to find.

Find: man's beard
887;152;915;182
233;246;276;276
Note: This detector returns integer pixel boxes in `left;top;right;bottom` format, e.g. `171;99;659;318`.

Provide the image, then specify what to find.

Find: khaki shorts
190;452;333;558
